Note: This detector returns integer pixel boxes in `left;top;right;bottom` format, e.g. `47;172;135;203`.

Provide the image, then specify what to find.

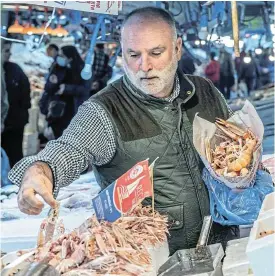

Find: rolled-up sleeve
8;101;116;197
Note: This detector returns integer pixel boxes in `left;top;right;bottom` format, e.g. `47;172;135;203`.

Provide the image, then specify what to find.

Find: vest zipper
176;102;204;221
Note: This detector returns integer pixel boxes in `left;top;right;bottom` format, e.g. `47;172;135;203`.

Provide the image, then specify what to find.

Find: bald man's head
120;7;182;98
121;7;177;43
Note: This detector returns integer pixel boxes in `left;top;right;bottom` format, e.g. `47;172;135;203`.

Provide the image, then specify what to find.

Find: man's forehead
122;16;172;35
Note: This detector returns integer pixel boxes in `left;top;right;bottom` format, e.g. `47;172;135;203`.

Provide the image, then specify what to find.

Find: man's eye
152;52;161;56
130;53;139;58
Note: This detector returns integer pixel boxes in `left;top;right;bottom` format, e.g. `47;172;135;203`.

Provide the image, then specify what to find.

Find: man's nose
139;55;152;72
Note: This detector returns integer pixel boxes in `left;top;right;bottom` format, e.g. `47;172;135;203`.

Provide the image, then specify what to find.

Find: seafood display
205;118;258;178
2;204;168;276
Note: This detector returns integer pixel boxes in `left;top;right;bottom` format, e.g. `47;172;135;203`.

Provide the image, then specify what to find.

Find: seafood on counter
205;118;259;178
1;204;168;276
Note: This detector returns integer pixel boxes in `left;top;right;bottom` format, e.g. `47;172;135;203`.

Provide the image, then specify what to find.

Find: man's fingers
22;189;44;209
36;189;57;209
20;207;39;215
22;198;43;214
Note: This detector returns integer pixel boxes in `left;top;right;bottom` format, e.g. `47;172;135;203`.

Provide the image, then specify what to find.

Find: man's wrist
23;161;54;183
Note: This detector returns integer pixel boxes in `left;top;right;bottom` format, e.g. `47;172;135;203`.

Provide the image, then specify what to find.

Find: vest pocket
157;204;184;230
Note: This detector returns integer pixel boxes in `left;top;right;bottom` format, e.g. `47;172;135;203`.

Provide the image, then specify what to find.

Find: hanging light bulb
51;8;68;37
51;25;68;37
22;23;37;35
41;8;53;35
244;56;252;64
8;5;23;34
34;25;46;35
22;6;37;35
8;19;24;34
255;48;263;55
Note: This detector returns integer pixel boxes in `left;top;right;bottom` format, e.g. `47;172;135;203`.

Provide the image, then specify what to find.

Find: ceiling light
22;24;37;35
244;57;251;64
252;34;259;40
255;48;263;55
37;14;44;20
269;55;275;62
60;15;67;20
51;25;68;37
195;40;200;46
201;40;206;45
223;39;234;48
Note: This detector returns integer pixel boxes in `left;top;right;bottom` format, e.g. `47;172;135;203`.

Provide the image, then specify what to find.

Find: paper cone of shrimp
193;100;264;189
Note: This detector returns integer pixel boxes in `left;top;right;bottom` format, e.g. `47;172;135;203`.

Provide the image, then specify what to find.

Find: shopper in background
205;52;220;88
46;44;59;60
90;43;112;95
1;42;31;167
39;45;91;138
1;66;9;133
219;47;235;100
238;51;260;96
178;47;196;74
259;50;272;86
234;49;246;77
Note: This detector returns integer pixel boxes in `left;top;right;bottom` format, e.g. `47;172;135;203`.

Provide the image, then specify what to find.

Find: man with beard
9;7;238;255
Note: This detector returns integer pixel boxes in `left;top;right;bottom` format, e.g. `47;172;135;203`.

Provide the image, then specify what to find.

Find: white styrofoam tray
258;192;275;219
246;214;275;276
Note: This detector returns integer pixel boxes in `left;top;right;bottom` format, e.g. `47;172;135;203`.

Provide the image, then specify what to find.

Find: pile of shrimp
33;204;168;275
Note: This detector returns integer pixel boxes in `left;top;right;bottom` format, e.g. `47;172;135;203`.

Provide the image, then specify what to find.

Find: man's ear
176;37;182;60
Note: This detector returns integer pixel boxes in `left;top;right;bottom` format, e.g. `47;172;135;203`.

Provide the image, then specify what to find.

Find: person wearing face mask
39;45;91;139
10;8;239;255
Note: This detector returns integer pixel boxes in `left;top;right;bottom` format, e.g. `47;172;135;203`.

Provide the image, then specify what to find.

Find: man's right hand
18;162;58;215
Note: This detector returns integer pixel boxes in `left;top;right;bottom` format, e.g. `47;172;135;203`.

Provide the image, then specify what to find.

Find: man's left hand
56;84;65;95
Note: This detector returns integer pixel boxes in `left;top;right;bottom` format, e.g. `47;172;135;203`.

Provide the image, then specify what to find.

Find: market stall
1;1;274;276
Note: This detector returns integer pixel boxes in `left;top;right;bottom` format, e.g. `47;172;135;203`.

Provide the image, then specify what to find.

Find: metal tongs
193;215;213;260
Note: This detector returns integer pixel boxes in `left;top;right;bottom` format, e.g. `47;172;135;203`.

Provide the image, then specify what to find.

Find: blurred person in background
238;51;260;96
1;42;31;167
90;43;112;95
234;49;246;77
178;47;196;75
258;50;272;86
46;44;59;61
39;45;91;139
205;52;220;88
219;47;235;100
45;44;59;79
1;66;9;133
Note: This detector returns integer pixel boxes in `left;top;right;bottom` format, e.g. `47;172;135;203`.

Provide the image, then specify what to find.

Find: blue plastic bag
1;147;12;187
202;168;274;226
